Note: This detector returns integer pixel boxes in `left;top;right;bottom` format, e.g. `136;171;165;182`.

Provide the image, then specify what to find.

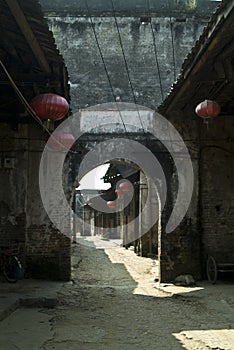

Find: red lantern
195;100;220;119
47;132;75;151
107;201;116;209
119;181;133;192
115;189;125;198
29;93;69;121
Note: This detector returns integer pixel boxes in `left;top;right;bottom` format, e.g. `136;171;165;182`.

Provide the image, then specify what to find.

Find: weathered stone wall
158;106;234;281
0;123;71;280
145;109;201;281
25;125;71;280
199;117;234;267
0;124;28;248
40;0;219;17
39;0;218;112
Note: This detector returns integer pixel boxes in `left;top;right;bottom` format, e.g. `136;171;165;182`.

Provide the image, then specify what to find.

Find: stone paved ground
0;236;234;350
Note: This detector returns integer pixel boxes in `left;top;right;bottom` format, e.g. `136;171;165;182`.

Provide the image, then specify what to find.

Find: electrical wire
146;0;164;102
110;0;150;146
0;58;78;154
167;0;176;81
0;59;46;128
3;58;230;156
0;2;180;156
84;0;129;136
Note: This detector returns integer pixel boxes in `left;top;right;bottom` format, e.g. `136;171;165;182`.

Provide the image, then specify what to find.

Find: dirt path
45;237;234;350
0;236;233;350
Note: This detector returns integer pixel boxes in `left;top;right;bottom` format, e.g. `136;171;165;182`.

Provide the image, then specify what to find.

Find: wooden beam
5;0;51;75
0;29;18;58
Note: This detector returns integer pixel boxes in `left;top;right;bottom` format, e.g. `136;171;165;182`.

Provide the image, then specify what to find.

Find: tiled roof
158;0;234;114
0;0;70;113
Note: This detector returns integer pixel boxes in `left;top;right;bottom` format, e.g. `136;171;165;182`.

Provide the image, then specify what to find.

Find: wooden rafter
5;0;51;75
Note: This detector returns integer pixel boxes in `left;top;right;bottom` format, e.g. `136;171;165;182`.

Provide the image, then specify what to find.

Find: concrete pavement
0;278;64;321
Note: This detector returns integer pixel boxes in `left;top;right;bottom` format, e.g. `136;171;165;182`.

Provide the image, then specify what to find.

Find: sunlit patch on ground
173;329;234;350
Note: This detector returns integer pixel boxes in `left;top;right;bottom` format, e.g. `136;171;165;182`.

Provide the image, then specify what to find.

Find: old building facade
0;0;71;280
40;0;218;112
159;0;234;280
1;0;230;283
38;0;226;282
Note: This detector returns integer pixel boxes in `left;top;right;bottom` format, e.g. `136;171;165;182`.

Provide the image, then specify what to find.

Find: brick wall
158;110;234;282
158;113;201;281
0;122;71;281
26;224;71;280
25;125;71;280
200;117;234;266
0;124;28;252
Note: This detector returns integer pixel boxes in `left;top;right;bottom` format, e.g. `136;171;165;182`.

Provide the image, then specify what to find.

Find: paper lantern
47;132;75;151
107;201;116;209
195;100;220;119
29;93;69;121
119;181;133;192
115;189;125;198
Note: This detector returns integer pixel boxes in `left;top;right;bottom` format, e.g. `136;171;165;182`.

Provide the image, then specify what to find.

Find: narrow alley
0;236;234;350
0;1;234;349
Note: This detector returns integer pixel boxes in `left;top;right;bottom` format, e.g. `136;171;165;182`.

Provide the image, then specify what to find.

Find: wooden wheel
206;256;218;284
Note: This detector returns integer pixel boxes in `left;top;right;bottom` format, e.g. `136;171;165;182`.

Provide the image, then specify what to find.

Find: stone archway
63;103;177;283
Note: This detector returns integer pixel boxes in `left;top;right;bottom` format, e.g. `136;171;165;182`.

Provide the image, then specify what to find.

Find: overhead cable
85;0;129;136
146;0;164;102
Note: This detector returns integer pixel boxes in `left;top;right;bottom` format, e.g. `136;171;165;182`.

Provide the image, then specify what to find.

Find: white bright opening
77;164;111;190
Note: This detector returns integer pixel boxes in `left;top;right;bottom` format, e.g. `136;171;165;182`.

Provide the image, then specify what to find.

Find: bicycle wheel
206;256;218;284
3;255;22;283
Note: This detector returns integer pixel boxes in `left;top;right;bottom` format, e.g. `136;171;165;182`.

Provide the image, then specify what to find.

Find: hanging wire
0;2;176;154
0;58;78;153
0;59;47;128
146;0;164;102
167;0;176;81
84;0;129;136
110;0;150;146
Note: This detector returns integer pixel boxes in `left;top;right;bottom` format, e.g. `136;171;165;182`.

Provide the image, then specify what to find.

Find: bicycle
0;244;23;283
